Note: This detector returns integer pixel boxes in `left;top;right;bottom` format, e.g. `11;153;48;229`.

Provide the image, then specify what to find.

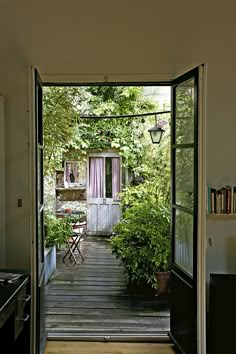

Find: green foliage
112;118;171;290
43;86;158;174
111;200;171;289
110;84;195;289
44;175;57;214
44;214;72;248
120;121;171;210
69;86;158;169
175;82;195;208
86;86;155;116
43;86;90;175
43;85;172;282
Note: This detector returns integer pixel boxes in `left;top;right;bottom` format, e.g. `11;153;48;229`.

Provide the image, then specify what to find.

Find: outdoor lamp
148;115;165;144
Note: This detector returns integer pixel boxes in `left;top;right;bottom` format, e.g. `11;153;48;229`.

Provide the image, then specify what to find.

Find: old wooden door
87;153;121;235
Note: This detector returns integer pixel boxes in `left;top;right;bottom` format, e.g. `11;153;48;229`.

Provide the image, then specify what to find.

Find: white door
87;154;121;235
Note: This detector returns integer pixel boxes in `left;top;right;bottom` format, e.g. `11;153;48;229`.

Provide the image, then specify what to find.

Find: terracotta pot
65;208;72;213
156;271;170;295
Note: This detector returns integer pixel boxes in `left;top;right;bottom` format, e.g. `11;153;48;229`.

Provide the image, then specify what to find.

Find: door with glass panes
87;153;121;235
34;68;46;354
169;66;203;354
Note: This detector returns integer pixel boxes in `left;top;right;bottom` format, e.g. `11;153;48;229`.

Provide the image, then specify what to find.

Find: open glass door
34;69;46;354
169;67;199;353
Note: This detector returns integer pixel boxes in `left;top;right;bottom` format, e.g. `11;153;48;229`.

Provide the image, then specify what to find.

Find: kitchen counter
0;270;30;354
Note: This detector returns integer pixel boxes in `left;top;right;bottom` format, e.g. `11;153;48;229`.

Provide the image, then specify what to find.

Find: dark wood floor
45;236;170;339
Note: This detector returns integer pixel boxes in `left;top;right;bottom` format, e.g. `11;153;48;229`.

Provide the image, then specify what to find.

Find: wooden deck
45;236;170;339
44;341;176;354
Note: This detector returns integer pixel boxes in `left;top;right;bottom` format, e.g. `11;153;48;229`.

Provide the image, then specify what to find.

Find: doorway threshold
47;332;170;343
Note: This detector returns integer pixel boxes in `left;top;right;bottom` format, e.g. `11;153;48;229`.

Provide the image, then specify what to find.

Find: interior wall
205;62;236;304
0;97;5;267
0;0;235;299
0;62;31;269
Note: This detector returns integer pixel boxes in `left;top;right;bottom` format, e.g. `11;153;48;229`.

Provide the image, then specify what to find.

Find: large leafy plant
111;200;170;289
44;214;72;248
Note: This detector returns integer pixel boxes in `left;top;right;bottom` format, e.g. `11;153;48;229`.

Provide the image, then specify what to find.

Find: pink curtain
112;158;120;198
66;163;71;183
72;163;78;182
66;162;78;183
89;158;104;198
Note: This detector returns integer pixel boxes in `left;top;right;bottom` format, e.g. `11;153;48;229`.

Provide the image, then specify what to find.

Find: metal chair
62;220;87;264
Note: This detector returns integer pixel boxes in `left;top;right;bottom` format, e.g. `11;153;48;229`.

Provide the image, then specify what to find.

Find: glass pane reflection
176;79;194;144
175;210;193;276
175;148;194;209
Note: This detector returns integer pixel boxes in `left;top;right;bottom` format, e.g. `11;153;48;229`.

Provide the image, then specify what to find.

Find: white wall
1;0;235;272
0;0;236;330
0;60;31;269
205;60;236;302
0;97;5;267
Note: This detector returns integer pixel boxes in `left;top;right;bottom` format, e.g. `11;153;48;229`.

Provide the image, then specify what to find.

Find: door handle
18;294;31;303
16;313;30;322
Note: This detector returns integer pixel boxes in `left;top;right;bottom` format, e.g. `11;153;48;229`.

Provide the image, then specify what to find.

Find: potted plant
60;201;87;215
111;200;170;295
44;214;72;283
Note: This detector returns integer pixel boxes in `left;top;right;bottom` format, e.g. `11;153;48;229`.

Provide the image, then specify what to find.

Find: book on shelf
211;188;216;214
233;186;236;213
207;184;236;214
216;190;221;214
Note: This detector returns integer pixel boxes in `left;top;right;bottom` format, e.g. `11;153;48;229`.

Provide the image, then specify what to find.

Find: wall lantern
148;115;165;144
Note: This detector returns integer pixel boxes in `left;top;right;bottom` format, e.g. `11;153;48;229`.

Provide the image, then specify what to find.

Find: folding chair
62;220;87;264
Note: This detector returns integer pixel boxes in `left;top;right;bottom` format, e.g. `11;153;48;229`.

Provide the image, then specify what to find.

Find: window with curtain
65;161;79;185
89;157;120;198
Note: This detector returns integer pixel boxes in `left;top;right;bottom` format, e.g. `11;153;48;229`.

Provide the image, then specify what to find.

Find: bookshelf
207;213;236;219
207;185;236;215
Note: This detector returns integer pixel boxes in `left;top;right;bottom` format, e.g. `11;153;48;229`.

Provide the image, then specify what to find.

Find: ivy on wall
43;86;158;175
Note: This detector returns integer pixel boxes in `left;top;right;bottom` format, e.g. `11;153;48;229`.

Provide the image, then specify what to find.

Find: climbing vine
43;86;158;175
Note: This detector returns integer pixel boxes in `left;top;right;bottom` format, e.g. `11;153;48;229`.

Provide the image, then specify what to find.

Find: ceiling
0;0;235;82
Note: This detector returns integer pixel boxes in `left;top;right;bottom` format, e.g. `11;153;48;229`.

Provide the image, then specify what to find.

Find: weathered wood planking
45;236;170;336
44;341;176;354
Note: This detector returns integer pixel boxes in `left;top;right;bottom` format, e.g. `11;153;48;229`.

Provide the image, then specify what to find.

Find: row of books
207;185;236;214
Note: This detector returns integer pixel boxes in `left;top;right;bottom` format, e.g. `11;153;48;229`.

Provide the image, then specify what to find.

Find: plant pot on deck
127;278;155;295
127;271;170;296
156;271;170;296
44;245;56;284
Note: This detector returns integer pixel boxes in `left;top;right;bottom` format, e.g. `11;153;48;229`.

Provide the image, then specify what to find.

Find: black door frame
31;68;206;353
170;67;199;354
